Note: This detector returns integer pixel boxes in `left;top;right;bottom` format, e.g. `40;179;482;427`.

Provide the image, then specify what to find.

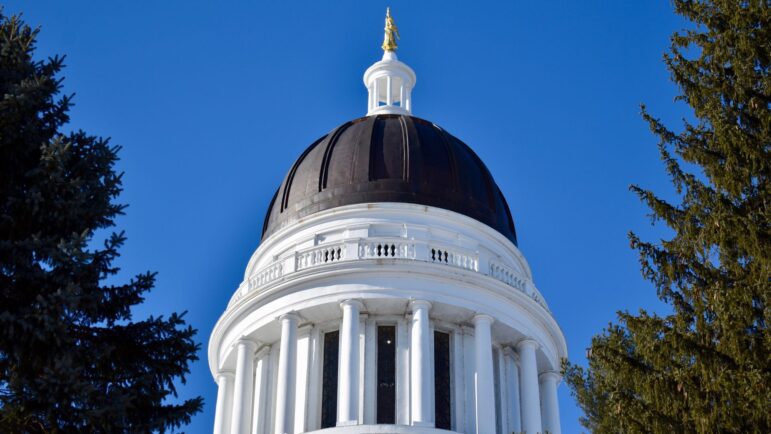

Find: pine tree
564;1;770;433
0;11;203;433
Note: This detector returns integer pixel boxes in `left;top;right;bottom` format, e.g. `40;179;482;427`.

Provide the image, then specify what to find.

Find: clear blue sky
5;1;690;432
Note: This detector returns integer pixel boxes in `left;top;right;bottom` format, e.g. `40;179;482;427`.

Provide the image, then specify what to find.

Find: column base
410;421;435;427
336;420;359;427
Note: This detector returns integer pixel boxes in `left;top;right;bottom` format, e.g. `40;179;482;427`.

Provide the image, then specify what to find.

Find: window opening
377;325;396;424
434;330;452;429
321;330;339;428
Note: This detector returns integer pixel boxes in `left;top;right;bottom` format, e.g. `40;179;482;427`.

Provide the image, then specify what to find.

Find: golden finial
381;7;399;52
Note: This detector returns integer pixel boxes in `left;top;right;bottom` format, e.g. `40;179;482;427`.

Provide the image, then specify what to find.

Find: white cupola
363;8;416;115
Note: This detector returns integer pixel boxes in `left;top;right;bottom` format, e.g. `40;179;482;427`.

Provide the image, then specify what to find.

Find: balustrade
236;235;549;312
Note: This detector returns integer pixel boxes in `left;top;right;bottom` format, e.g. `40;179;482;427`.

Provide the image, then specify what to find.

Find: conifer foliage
564;1;769;432
0;11;203;432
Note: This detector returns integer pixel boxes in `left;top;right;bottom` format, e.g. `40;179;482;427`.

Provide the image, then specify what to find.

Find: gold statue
381;7;399;52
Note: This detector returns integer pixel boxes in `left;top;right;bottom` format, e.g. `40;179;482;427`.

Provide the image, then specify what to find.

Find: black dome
262;114;517;245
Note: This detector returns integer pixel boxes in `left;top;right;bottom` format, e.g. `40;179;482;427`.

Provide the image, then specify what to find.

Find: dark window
377;325;396;424
434;331;452;429
321;330;339;428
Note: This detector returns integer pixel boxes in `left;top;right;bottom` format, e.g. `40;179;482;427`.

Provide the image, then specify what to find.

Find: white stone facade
209;203;567;434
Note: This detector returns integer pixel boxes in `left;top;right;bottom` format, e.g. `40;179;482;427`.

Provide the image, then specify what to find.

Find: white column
267;344;280;433
357;316;366;423
503;348;522;433
305;327;322;431
231;340;258;434
496;348;509;434
294;326;312;433
452;330;466;431
516;339;542;434
373;79;380;108
363;318;377;424
214;371;235;434
337;300;363;425
409;300;433;426
462;326;477;434
396;317;411;425
275;313;300;434
473;314;496;434
399;84;405;108
386;76;393;105
251;349;270;434
539;371;561;434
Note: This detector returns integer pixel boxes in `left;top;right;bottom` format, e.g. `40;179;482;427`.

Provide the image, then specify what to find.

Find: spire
382;7;399;52
364;8;416;116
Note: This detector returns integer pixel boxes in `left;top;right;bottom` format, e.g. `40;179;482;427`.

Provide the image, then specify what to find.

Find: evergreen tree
564;1;769;432
0;11;203;433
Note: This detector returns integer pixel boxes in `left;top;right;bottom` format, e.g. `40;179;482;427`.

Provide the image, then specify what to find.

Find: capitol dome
210;9;565;434
262;114;518;245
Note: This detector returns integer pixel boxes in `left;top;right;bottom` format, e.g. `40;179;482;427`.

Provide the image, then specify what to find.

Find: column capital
515;338;539;352
255;345;272;360
277;312;301;323
340;299;365;311
502;346;518;360
235;338;259;352
216;370;235;380
472;313;494;326
539;370;562;384
408;299;432;312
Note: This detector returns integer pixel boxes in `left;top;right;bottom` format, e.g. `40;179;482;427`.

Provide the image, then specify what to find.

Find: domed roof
262;114;517;245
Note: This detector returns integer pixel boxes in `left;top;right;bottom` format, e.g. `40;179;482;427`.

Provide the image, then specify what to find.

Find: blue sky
5;1;690;432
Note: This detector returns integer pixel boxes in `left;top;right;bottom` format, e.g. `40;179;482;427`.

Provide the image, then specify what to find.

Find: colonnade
213;300;561;434
368;75;412;113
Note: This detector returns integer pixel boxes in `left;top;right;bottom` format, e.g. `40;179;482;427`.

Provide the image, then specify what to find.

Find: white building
209;10;567;434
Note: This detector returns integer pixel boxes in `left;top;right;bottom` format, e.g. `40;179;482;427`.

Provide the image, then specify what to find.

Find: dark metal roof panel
261;114;518;245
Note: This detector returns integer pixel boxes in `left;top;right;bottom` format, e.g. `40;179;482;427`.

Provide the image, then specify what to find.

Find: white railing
296;243;345;271
429;245;478;272
359;239;416;259
240;236;548;312
250;262;283;289
489;261;526;292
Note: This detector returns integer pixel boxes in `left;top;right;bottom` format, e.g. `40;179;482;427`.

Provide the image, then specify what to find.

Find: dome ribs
262;115;518;245
403;116;422;185
460;140;498;211
366;116;378;182
368;115;405;181
319;121;352;191
261;187;280;237
434;123;460;194
398;115;409;181
280;135;324;212
351;117;376;184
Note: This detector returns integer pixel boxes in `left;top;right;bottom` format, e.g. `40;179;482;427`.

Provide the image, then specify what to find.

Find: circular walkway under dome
210;9;566;434
262;114;518;245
